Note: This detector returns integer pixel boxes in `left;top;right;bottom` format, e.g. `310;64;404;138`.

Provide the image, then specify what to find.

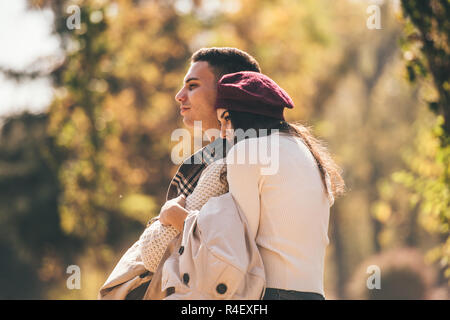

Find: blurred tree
0;113;81;299
308;1;440;297
397;0;450;285
401;0;449;136
33;0;201;297
392;117;450;286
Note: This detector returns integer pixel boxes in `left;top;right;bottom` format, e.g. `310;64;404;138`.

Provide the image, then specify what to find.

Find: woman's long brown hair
223;110;345;199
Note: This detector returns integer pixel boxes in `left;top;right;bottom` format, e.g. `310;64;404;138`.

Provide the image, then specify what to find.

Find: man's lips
180;106;190;114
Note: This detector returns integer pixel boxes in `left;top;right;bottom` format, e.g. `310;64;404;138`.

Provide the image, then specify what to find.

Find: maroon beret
215;71;294;120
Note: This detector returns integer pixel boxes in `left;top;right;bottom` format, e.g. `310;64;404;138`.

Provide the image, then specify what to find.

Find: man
99;47;261;299
166;47;261;201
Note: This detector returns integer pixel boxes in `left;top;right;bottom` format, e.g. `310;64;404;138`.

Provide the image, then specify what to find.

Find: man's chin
182;117;195;128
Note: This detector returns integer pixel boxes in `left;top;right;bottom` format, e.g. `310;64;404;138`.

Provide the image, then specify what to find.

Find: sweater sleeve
226;139;262;241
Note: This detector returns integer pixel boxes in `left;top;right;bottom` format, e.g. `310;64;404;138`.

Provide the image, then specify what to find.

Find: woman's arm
226;140;262;241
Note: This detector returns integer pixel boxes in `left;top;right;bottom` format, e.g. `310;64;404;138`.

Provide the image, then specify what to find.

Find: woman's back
226;132;331;296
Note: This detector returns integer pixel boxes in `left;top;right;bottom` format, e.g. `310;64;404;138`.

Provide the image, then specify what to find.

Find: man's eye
224;116;230;121
188;84;197;90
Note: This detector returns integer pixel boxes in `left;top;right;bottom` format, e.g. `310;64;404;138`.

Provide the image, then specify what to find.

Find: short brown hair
191;47;261;80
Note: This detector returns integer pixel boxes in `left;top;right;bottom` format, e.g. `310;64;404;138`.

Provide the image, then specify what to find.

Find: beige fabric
139;160;228;272
149;192;266;300
97;240;152;300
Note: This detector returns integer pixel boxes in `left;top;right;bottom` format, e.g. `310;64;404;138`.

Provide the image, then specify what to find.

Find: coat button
166;287;175;297
178;246;184;255
216;283;227;294
183;273;190;284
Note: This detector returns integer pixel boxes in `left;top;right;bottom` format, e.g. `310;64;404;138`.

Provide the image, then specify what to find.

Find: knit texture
139;159;228;272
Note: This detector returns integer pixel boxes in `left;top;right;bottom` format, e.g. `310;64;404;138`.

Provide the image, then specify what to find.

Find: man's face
175;61;219;132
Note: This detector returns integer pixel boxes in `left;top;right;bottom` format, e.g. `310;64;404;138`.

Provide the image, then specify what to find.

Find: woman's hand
158;195;188;232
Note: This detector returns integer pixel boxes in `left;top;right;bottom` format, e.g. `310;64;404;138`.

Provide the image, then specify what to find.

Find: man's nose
175;88;186;103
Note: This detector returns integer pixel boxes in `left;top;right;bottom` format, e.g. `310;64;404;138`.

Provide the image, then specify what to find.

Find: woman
159;71;345;300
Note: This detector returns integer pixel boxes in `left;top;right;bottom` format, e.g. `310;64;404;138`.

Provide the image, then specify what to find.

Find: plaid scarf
166;137;228;201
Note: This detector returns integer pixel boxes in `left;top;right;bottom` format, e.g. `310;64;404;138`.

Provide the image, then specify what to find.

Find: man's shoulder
166;138;227;200
181;137;227;166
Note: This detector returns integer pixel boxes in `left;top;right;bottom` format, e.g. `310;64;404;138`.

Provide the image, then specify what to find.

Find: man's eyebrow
184;77;199;84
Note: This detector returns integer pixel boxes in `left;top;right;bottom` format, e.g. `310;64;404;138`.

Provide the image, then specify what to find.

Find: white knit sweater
139;159;228;272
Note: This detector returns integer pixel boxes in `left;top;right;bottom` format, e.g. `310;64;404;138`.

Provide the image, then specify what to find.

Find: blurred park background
0;0;448;299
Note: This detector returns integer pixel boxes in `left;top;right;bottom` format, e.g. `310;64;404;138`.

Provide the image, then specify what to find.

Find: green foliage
119;193;159;225
400;0;450;137
399;0;450;284
392;116;450;283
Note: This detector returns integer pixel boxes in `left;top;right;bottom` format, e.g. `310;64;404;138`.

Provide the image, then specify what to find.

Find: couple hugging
99;47;345;300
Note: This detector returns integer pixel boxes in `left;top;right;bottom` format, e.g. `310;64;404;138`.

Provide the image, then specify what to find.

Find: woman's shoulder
226;133;305;162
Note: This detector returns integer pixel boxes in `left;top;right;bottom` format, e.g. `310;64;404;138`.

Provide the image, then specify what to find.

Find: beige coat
98;192;266;300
